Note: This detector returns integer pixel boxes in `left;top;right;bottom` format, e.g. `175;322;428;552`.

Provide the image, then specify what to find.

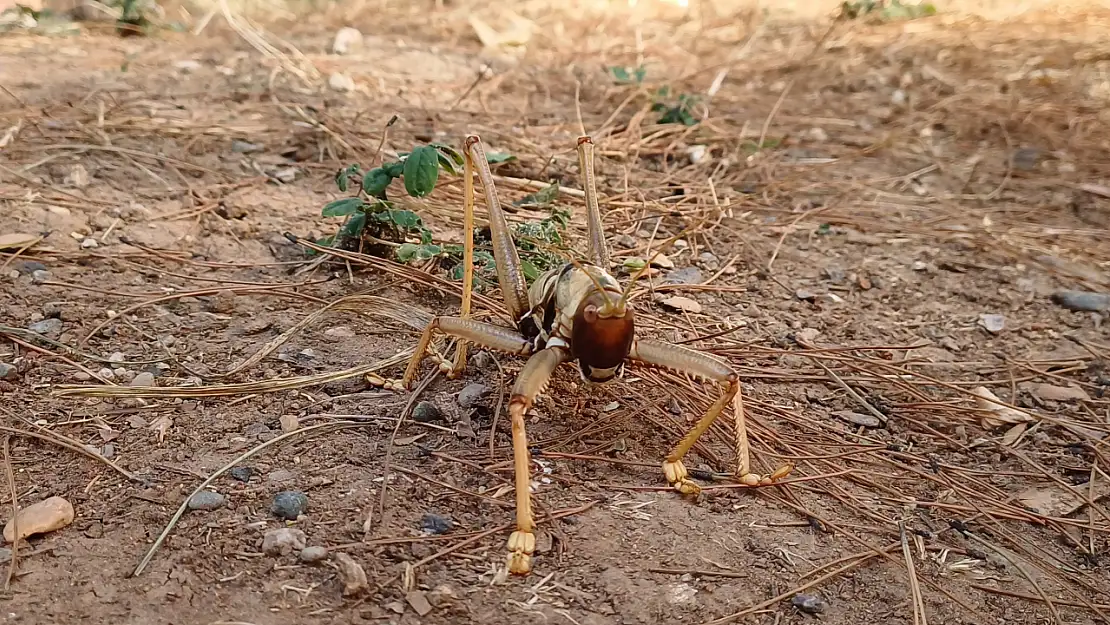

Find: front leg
397;317;533;390
505;346;570;575
629;339;792;492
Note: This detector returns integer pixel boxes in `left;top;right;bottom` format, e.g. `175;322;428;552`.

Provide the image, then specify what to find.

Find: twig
3;436;18;589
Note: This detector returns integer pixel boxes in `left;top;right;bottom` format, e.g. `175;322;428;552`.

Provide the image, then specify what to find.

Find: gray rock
791;594;827;615
262;527;306;556
229;467;254;482
1052;290;1110;312
31;269;51;284
27;318;62;337
412;401;442;423
299;545;329;563
271;491;309;520
244;422;271;439
267;469;297;484
231;140;264;153
130;372;155;387
457;383;490;409
187;491;226;511
101;444;115;459
15;261;46;274
421;512;453;535
665;266;703;285
0;363;15;380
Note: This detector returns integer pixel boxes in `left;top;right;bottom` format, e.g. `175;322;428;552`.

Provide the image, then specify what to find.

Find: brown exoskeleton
390;135;792;575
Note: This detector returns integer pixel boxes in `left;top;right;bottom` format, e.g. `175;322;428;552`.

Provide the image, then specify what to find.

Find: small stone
271;491;309;520
31;269;51;284
73;371;91;382
64;164;90;189
616;234;637;249
649;253;675;269
229;467;254;482
279;414;300;433
833;410;883;428
261;527;306;556
794;289;817;301
324;325;356;339
1012;147;1041;171
332;26;363;54
667;583;698;604
421;512;453;535
698;251;720;271
97;367;115;381
130;371;155;387
108;352;125;363
335;553;368;596
231;140;263;154
273;167;298;183
661;296;702;314
328;72;355;92
27;318;62;337
815;293;844;306
412;401;442;423
808;127;829;142
83;522;104;539
174;59;202;73
457;383;490;409
891;89;907;107
824;266;846;284
80;237;98;249
978;313;1005;334
686;144;708;164
4;496;75;543
665;266;703;285
912;260;928;271
101;444;115;459
406;590;434;616
244;422;271;440
299;545;329;563
470;350;495;369
0;364;15;380
15;260;46;274
791;593;827;615
1051;290;1110;312
187;491;226;511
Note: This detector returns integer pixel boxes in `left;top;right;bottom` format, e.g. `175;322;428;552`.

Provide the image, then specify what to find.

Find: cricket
381;134;794;575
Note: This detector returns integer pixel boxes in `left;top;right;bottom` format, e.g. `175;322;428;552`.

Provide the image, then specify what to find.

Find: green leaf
383;160;405;178
322;198;364;218
396;242;443;263
485;152;517;164
513;181;560;208
520;259;540;282
623;257;647;272
403;145;440;198
335;164;362;193
370;209;423;230
431;143;465;175
340;211;367;239
610;66;630;82
361;168;393;197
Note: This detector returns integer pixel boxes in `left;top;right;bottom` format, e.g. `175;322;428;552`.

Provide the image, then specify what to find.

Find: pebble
108;352;126;363
978;313;1005;334
229;467;254;482
698;251;720;271
16;260;46;274
231;140;263;154
665;266;703;285
244;422;271;440
0;363;15;380
73;371;91;382
27;318;62;337
130;372;155;387
470;350;495;369
65;164;90;188
261;527;306;556
649;253;675;269
4;496;75;543
279;414;300;433
791;593;827;615
324;325;356;339
186;491;226;511
267;469;296;483
31;269;51;284
794;289;817;301
1051;290;1110;312
833;410;883;429
174;59;202;73
808;127;829;142
331;26;363;54
824;266;846;284
335;553;368;596
421;512;453;535
271;491;309;520
97;367;115;381
406;590;434;616
80;237;99;249
273;167;298;183
412;401;443;423
101;444;115;459
299;545;329;563
328;72;355;92
456;383;490;409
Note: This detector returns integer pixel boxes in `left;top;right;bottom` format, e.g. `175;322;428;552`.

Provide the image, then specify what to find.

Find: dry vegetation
2;0;1110;623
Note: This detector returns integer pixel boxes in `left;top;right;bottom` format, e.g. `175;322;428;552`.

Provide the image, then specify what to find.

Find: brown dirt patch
2;1;1110;624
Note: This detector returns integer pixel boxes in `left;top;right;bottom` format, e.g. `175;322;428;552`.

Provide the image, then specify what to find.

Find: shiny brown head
570;290;635;383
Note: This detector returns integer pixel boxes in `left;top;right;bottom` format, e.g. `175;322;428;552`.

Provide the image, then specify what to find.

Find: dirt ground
2;0;1110;624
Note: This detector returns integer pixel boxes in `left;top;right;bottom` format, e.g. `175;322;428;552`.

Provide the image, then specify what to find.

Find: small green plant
651;86;699;126
840;0;936;21
319;143;463;259
609;65;647;85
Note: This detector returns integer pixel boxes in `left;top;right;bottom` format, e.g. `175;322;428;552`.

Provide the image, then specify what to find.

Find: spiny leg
504;346;570;575
576;136;610;271
629;339;792;492
399;317;532;390
447;136;479;378
464;135;530;326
